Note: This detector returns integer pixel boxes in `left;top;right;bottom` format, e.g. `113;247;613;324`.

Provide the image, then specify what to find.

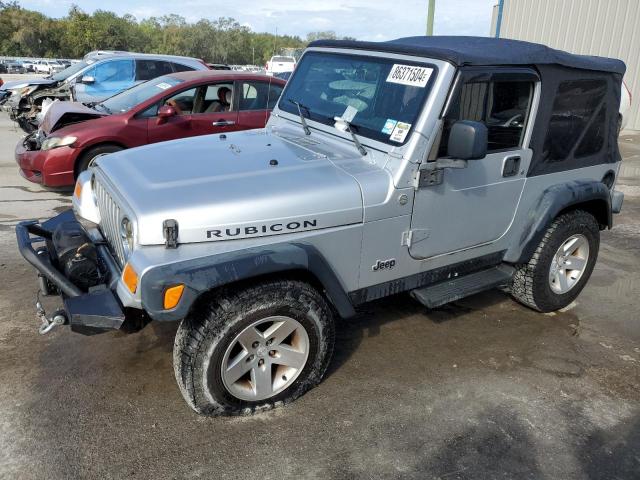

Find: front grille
94;178;126;267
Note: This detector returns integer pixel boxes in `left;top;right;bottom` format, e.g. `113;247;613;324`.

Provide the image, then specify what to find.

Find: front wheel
510;210;600;312
173;280;335;416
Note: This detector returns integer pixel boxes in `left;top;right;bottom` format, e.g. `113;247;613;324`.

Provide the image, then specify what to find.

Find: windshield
51;61;89;81
101;75;183;113
279;51;436;145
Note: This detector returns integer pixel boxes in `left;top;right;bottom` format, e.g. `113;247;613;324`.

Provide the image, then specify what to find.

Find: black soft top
310;36;626;75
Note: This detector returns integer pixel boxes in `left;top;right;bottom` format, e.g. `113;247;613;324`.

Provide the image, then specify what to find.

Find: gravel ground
0;115;638;479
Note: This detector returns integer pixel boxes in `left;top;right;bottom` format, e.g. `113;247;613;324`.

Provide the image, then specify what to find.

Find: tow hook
36;294;67;335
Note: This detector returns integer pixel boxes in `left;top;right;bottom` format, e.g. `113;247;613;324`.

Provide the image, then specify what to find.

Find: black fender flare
504;180;611;264
140;243;357;321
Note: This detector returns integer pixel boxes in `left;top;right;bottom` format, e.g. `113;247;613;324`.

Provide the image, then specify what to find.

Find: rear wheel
173;280;335;415
75;144;123;178
510;210;600;312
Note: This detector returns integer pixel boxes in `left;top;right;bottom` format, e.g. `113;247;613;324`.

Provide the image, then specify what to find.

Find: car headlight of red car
41;135;77;151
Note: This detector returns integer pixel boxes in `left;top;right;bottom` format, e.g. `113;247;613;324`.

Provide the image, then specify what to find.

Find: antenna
274;26;278;56
265;69;273;129
266;25;278;129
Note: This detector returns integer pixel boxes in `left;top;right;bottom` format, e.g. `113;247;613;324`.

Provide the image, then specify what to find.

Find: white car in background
265;55;296;76
34;60;64;75
22;59;40;72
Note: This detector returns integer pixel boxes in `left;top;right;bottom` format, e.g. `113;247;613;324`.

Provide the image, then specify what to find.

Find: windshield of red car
100;75;184;113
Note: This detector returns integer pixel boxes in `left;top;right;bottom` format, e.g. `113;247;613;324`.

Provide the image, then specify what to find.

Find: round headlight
120;217;134;257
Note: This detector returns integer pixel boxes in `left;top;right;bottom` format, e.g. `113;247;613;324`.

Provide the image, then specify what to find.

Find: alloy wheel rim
220;316;310;401
548;234;590;294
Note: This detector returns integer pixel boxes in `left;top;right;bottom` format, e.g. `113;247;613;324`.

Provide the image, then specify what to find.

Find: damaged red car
15;71;285;187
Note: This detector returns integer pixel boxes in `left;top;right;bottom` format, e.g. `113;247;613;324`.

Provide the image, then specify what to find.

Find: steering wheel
502;113;524;127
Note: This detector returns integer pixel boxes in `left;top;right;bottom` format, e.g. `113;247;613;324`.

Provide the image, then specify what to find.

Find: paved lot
0;116;639;479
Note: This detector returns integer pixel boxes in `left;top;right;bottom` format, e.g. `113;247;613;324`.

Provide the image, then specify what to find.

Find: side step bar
410;265;514;309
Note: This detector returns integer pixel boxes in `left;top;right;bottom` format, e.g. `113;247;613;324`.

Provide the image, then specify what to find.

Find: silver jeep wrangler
17;36;627;415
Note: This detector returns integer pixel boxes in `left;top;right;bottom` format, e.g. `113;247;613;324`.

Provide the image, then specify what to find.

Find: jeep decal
207;219;318;239
372;258;396;271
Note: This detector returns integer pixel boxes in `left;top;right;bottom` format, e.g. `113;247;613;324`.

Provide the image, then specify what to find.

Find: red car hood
41;101;108;135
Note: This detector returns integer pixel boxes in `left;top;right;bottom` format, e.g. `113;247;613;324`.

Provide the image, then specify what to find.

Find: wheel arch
74;141;127;178
140;243;357;322
505;180;611;264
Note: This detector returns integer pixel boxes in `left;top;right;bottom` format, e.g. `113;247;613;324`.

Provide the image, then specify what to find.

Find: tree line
0;2;353;64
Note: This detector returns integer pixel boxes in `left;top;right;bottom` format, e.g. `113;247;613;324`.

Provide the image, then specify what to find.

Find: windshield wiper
288;99;311;135
334;118;367;157
95;103;112;114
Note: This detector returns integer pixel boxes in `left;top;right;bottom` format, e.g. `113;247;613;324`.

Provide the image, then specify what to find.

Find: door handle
502;155;521;177
212;120;235;126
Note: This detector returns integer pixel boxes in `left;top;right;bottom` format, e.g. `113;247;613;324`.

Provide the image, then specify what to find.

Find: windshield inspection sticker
386;64;433;88
390;122;412;143
156;82;172;90
381;119;398;134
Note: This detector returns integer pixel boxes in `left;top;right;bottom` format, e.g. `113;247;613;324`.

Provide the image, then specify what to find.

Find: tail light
265;63;269;71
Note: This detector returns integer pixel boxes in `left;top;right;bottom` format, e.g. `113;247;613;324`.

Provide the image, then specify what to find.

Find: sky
18;0;498;41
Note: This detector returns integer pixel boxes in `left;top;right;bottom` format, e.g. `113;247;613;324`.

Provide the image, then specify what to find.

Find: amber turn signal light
73;181;82;198
163;284;184;310
122;263;138;294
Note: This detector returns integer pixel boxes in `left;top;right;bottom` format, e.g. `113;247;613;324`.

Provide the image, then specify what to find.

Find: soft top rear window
279;51;436;146
272;56;295;62
543;79;608;161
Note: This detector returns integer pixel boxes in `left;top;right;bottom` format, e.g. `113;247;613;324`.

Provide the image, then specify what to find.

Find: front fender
505;180;611;264
140;243;356;322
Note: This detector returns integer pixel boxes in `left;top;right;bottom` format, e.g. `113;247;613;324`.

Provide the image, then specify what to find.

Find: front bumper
15;140;76;187
16;209;127;335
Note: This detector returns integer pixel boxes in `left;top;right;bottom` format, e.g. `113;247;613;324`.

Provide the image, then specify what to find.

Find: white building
491;0;640;130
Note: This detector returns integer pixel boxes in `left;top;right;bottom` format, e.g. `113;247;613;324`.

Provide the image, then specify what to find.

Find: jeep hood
94;130;364;245
41;101;107;134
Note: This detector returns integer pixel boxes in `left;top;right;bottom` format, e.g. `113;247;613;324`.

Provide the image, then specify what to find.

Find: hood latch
163;219;179;249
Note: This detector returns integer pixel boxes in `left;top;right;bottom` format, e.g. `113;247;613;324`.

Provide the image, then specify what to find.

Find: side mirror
156;105;176;124
447;120;488;160
80;75;95;84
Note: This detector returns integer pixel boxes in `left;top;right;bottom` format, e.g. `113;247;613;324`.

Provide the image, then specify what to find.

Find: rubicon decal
207;219;318;239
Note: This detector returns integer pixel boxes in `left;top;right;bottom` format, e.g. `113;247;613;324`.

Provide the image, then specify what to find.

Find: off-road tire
75;144;123;178
510;210;600;312
173;280;335;416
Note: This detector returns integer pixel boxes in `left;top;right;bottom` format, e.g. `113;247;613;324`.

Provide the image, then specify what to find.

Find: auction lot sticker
386;64;433;88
